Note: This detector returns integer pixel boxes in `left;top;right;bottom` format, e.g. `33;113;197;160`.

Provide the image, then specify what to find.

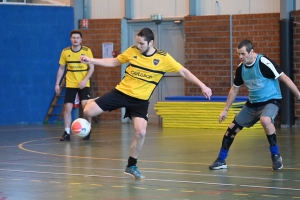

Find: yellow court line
234;193;249;196
90;184;102;187
18;138;300;171
156;189;170;191
262;194;278;198
132;187;147;190
181;190;195;193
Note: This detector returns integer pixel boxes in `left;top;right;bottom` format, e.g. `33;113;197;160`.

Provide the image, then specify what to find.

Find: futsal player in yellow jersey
55;30;94;141
80;27;212;179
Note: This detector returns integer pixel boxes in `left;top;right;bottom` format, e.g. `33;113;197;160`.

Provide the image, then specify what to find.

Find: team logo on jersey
153;59;160;66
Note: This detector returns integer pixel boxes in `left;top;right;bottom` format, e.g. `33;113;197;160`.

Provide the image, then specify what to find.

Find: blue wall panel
0;5;74;125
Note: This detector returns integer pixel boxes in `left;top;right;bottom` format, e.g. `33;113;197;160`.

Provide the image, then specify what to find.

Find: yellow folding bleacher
154;96;262;129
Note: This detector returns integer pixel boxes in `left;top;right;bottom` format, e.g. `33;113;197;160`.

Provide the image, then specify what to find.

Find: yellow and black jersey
59;46;93;88
116;45;183;100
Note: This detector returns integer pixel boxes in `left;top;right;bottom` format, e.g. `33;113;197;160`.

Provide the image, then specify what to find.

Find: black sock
266;132;277;146
221;135;235;150
127;156;137;167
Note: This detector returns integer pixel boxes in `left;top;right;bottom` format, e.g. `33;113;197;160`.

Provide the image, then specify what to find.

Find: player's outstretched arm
219;86;239;123
278;73;300;100
80;55;122;67
55;65;65;94
178;67;212;100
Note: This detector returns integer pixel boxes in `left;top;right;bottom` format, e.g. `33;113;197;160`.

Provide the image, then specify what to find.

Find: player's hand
79;80;87;89
219;110;228;123
55;84;60;94
80;55;90;64
202;86;212;100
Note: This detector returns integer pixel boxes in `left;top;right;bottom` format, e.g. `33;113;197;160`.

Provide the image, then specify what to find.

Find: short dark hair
137;28;154;44
70;30;82;38
237;39;253;53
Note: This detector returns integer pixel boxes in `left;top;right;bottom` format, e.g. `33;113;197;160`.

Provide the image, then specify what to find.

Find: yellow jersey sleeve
59;47;70;66
83;46;94;58
117;46;133;64
162;53;183;73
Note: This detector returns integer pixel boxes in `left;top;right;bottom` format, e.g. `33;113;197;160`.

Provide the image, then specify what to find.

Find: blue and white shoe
124;166;145;179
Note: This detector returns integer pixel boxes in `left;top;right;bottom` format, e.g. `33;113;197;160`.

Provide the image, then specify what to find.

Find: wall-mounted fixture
150;14;162;24
102;42;114;58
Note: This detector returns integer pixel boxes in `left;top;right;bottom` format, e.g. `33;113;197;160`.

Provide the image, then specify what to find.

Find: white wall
4;0;300;17
89;0;295;19
203;0;280;15
297;0;300;10
132;0;189;19
90;0;125;18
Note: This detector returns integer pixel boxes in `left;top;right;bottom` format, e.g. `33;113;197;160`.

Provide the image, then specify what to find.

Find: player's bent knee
228;122;235;129
260;116;272;127
135;130;146;138
87;98;95;104
83;107;94;117
227;119;243;134
84;104;103;117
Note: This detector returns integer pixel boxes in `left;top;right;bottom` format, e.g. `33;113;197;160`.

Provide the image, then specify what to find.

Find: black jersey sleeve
259;56;283;79
233;63;244;86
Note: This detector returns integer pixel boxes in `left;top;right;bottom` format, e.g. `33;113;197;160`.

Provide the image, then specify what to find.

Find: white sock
65;128;70;134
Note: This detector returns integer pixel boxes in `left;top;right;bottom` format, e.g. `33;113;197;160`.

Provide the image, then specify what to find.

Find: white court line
0;168;300;191
0;161;300;183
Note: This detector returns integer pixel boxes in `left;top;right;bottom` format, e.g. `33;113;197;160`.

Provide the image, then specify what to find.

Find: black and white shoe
271;154;283;170
209;158;227;170
82;130;91;140
59;131;70;141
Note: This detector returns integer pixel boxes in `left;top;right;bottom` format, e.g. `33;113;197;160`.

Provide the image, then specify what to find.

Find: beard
141;46;150;56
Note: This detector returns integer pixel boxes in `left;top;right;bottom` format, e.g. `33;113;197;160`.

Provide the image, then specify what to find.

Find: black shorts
95;89;149;121
64;87;91;103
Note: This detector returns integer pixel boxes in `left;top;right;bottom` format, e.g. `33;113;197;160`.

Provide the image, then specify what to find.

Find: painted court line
1;161;300;183
0;168;300;192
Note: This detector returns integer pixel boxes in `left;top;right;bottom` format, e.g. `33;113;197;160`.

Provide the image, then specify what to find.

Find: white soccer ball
71;118;91;137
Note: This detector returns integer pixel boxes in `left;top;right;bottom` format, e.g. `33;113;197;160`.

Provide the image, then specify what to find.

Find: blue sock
270;145;279;155
218;148;229;161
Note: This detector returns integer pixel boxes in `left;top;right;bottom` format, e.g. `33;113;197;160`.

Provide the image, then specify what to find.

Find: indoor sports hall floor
0;122;299;200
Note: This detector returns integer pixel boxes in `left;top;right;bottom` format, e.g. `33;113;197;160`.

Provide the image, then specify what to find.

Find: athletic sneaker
124;166;145;179
209;158;227;170
82;130;91;140
271;154;283;170
59;131;70;141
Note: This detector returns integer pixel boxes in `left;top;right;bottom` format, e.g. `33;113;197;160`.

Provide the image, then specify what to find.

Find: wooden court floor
0;122;300;200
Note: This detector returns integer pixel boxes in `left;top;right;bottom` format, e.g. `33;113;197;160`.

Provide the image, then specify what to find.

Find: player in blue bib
209;39;300;170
